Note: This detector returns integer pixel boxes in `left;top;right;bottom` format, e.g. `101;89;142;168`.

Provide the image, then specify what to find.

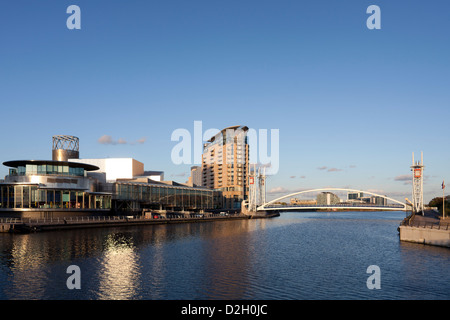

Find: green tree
428;197;449;217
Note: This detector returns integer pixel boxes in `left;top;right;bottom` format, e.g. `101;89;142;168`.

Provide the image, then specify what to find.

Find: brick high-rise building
202;125;249;209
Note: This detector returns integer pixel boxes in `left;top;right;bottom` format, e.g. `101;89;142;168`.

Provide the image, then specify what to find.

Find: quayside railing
400;214;450;230
1;214;245;225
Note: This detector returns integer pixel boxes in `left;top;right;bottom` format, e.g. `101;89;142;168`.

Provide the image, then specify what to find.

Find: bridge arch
258;188;407;211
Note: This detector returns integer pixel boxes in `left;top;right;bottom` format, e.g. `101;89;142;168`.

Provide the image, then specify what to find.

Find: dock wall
0;214;261;233
1;223;12;233
399;225;450;248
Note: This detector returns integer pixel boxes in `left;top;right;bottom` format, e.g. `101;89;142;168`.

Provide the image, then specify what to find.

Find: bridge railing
263;203;405;209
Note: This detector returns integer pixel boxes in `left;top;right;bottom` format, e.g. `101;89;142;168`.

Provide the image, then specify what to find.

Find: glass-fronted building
113;181;223;212
1;135;225;218
0;160;112;218
1;161;223;218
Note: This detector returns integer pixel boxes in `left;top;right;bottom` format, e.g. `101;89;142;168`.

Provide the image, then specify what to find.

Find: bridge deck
258;188;408;212
261;204;407;211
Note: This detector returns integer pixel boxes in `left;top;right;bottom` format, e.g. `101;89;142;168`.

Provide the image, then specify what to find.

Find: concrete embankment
0;212;279;233
247;211;280;219
399;211;450;248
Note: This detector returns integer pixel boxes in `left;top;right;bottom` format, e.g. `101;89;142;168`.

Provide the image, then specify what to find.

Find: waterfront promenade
399;210;450;248
0;211;279;233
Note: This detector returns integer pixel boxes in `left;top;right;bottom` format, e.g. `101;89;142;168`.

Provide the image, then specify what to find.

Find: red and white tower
411;152;425;215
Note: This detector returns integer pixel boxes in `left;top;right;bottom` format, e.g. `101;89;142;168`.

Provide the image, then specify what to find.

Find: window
26;164;37;175
38;165;46;175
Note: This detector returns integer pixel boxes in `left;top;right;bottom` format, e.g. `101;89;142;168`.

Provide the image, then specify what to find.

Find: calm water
0;211;449;300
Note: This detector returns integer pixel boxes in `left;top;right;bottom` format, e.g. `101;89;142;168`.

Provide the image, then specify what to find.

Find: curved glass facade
0;183;219;212
1;157;222;215
12;164;85;177
0;185;111;210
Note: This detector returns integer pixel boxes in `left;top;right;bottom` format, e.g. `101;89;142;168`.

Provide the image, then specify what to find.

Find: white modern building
69;158;144;182
317;192;340;205
141;171;164;182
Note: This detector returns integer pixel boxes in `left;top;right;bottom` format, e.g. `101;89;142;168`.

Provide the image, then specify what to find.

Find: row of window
0;185;110;210
11;165;85;177
115;183;222;209
0;184;224;211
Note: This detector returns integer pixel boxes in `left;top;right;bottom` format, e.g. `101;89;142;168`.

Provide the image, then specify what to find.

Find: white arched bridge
256;188;409;212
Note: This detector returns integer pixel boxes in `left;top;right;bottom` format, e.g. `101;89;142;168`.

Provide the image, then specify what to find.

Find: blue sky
1;1;449;203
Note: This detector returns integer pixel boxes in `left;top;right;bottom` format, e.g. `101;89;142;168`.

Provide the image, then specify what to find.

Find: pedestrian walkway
403;210;450;230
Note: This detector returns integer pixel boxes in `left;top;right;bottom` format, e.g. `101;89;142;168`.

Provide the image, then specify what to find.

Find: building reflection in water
143;227;168;299
7;235;49;299
198;219;271;299
0;218;270;299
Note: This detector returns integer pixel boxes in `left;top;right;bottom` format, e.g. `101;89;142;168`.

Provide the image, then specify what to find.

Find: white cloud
317;166;343;172
98;135;113;144
98;135;146;146
394;174;410;181
171;172;186;177
136;137;147;144
267;187;290;194
366;189;386;195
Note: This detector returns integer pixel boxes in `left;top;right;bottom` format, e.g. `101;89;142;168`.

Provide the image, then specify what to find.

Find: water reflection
0;213;449;300
398;241;450;299
95;233;140;300
0;220;261;299
7;235;49;299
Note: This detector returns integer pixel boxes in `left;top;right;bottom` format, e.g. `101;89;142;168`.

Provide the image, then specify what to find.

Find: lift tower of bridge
246;164;267;212
411;152;425;215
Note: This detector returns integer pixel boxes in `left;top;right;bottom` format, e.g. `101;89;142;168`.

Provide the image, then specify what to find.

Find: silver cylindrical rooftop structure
52;135;80;161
